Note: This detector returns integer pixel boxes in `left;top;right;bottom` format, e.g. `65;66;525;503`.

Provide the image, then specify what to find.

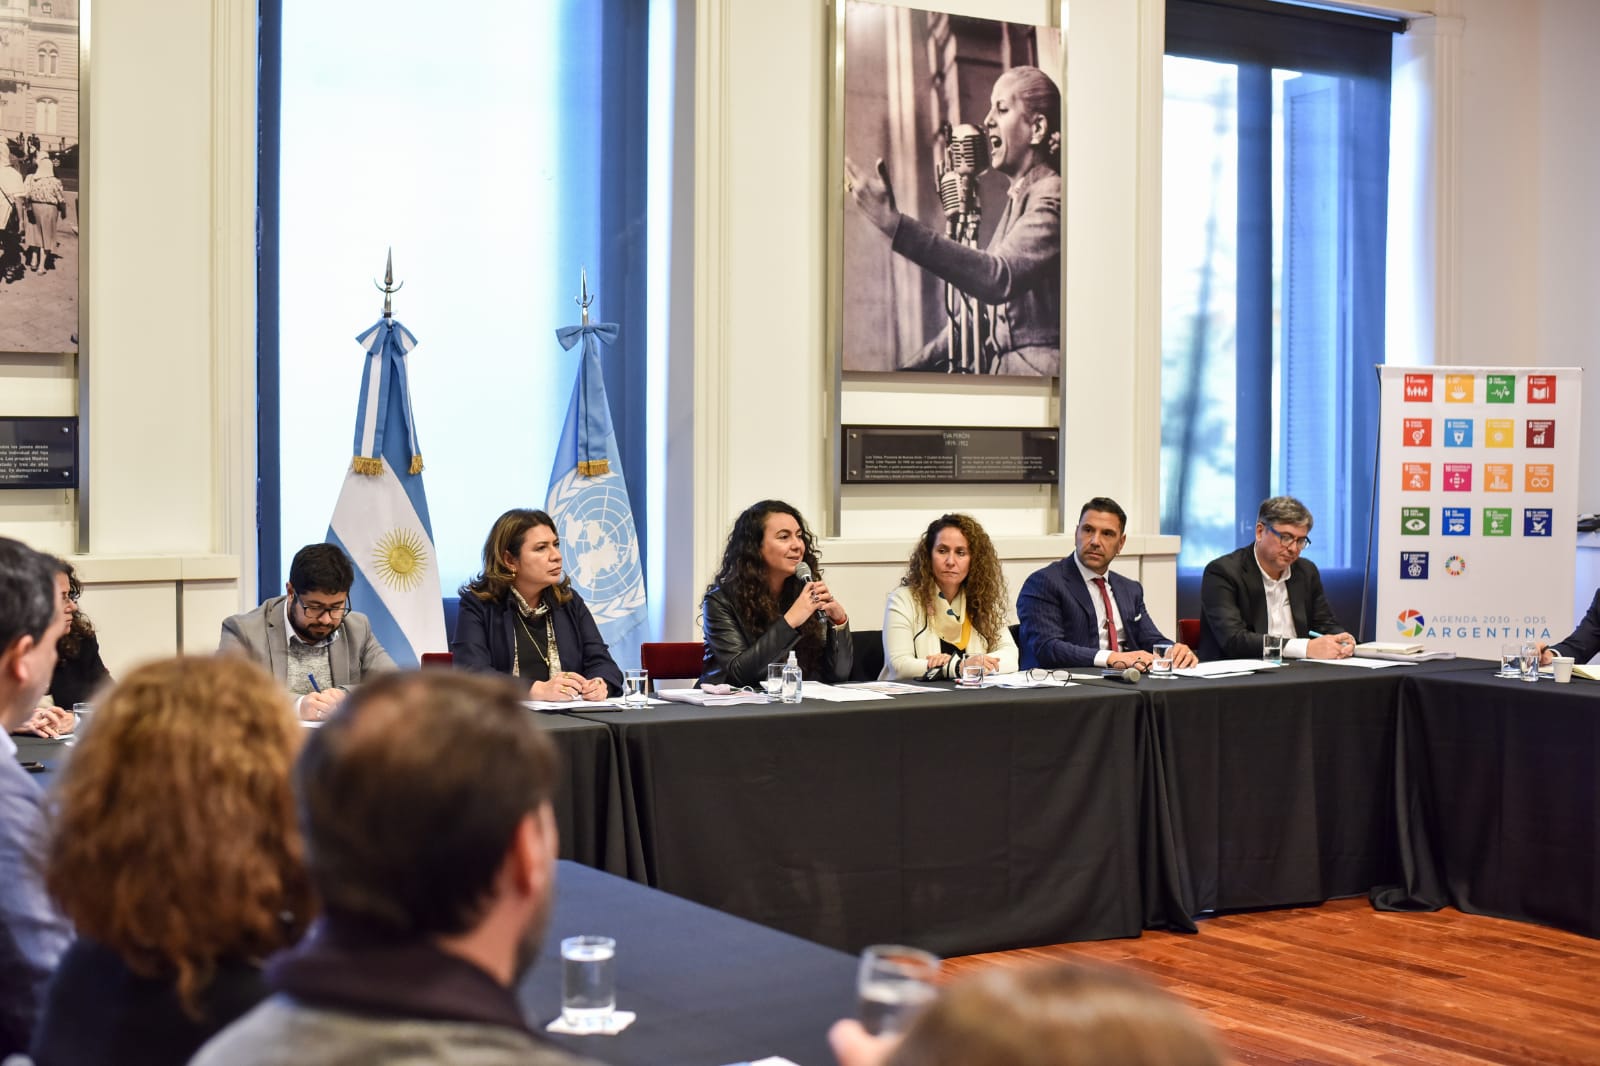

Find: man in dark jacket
1197;496;1355;662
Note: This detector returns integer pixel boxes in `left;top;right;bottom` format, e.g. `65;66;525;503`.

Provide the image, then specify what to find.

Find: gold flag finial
374;247;404;318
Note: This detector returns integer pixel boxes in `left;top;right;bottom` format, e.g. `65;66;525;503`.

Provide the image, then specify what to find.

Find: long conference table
542;658;1598;955
18;659;1597;961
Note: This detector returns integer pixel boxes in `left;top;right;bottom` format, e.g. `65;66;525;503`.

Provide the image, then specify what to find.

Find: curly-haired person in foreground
831;962;1227;1066
31;655;312;1066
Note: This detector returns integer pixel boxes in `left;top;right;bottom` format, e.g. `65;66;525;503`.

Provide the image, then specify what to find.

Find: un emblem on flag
549;468;645;625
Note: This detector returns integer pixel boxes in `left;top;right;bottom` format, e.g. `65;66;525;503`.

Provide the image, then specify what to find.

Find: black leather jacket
699;585;852;688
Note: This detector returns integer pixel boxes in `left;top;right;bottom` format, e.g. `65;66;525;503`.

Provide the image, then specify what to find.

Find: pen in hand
308;674;321;693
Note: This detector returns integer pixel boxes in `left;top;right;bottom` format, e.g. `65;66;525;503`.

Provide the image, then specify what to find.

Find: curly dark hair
55;562;95;659
46;656;312;1019
462;508;574;607
899;514;1008;648
707;500;827;676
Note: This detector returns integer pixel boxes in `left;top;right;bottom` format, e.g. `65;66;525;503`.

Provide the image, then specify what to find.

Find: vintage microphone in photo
793;561;829;623
937;122;991;374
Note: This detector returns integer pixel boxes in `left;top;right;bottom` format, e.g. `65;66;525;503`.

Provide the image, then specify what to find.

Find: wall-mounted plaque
0;417;77;488
843;425;1057;484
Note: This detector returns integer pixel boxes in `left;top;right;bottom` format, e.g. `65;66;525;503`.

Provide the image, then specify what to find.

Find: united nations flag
325;271;447;667
545;278;646;669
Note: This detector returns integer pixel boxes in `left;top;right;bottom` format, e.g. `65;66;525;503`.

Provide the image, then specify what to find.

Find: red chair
1177;619;1201;648
420;652;454;668
641;642;705;684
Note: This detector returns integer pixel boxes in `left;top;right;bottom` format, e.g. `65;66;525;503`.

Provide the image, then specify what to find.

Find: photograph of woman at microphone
840;6;1061;377
699;500;853;689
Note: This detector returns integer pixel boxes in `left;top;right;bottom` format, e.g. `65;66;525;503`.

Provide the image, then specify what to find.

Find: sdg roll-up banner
1375;366;1582;658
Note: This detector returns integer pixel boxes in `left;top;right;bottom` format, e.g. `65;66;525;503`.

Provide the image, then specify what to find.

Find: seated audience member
191;671;598;1066
31;656;311;1066
1541;589;1600;664
0;537;74;1056
882;513;1017;680
12;560;103;739
1197;495;1355;662
701;499;852;687
1017;498;1196;670
829;962;1226;1066
451;508;622;700
219;543;396;720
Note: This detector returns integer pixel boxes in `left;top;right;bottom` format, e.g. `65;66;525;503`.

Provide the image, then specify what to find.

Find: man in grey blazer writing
219;543;395;720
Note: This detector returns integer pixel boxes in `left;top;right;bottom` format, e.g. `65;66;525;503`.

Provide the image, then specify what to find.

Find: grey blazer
218;594;396;688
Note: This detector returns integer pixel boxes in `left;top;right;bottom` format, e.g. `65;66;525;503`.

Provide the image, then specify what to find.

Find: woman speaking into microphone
700;500;853;688
844;64;1061;376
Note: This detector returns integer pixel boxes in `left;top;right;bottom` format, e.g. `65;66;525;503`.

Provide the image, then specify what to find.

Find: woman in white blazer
881;513;1018;680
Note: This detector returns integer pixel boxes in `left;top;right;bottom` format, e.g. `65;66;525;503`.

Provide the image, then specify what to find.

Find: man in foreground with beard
194;670;596;1066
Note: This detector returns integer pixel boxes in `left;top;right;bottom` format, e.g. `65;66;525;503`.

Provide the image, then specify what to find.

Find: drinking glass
857;944;940;1037
959;662;987;687
1498;642;1521;678
623;668;649;708
1518;642;1539;683
1262;634;1285;665
763;662;785;701
561;935;616;1031
1150;643;1174;677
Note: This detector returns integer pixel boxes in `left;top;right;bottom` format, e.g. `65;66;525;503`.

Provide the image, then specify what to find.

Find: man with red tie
1017;498;1197;671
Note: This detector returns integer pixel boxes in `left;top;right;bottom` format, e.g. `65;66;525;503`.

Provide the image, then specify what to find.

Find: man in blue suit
1017;498;1196;670
1541;589;1600;664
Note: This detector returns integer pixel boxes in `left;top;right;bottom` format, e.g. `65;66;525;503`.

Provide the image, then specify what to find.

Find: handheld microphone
1100;667;1142;684
793;561;828;623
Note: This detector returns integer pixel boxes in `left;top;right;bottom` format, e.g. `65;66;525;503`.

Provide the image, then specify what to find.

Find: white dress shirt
1074;555;1126;667
1256;561;1309;660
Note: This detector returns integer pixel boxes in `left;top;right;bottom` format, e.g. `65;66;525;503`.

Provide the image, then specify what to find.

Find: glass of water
561;934;616;1031
1151;643;1174;677
857;944;940;1036
1262;633;1285;665
623;668;649;708
958;661;986;687
764;662;785;701
1499;642;1522;678
1518;641;1540;683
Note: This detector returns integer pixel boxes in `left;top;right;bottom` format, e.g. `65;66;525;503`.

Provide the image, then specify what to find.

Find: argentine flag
326;317;447;667
545;318;647;670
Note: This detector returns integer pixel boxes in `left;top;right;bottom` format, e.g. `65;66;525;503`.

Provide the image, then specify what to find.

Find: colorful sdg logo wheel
1397;609;1425;637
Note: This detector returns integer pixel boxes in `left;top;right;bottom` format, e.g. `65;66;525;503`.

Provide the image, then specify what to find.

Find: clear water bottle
781;650;803;703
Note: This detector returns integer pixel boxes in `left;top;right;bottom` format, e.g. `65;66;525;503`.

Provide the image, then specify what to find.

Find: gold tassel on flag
577;458;611;477
352;456;383;476
409;454;424;475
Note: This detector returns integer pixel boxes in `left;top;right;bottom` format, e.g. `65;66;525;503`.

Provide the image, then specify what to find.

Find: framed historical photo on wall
0;0;81;355
839;2;1062;377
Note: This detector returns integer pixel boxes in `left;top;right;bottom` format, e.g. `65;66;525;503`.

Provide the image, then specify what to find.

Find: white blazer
879;584;1020;680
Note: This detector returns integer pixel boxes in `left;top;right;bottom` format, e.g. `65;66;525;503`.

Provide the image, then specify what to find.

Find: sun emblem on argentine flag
372;528;430;591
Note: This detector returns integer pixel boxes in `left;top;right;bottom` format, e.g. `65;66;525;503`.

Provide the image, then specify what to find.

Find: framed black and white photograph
840;2;1061;377
0;0;80;355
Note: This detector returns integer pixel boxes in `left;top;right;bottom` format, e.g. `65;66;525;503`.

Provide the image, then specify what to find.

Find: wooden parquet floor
945;898;1600;1065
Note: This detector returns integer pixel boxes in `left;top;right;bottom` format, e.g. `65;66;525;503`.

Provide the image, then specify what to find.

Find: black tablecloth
1372;665;1600;937
566;683;1187;956
527;860;856;1066
537;714;639;878
14;717;634;875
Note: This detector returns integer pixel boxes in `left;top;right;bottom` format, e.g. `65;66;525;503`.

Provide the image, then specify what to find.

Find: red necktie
1093;577;1119;652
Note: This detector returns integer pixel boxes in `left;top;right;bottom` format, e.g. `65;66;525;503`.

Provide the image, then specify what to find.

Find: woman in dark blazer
700;499;852;688
451;507;622;700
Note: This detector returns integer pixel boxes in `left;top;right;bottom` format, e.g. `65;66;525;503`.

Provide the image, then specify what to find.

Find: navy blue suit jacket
1017;555;1171;669
1553;589;1600;663
450;589;623;696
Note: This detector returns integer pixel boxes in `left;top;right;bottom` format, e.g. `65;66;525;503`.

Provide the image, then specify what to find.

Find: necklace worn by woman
511;592;562;677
